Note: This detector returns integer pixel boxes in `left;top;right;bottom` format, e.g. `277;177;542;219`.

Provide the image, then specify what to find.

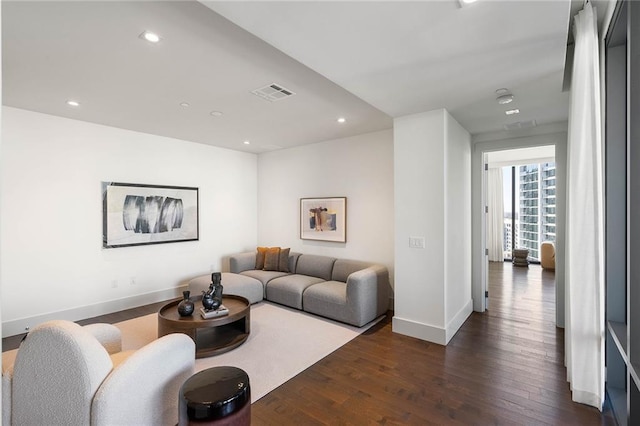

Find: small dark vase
177;290;195;317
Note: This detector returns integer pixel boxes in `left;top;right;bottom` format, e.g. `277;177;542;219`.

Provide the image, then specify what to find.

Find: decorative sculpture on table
177;290;195;316
202;272;223;311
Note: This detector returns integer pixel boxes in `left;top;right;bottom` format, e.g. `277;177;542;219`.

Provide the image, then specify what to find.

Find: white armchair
2;319;195;426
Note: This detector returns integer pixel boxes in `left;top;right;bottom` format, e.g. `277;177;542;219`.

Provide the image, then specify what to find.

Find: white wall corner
445;299;473;344
1;285;186;337
392;315;447;346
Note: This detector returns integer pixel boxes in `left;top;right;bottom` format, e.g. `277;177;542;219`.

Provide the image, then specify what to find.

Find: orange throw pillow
263;247;281;271
255;246;268;269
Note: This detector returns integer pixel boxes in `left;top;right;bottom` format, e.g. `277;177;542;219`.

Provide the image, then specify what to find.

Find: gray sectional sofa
189;251;390;327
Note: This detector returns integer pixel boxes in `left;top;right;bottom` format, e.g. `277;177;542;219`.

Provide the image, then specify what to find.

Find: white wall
256;129;394;286
1;107;258;335
445;112;472;338
393;109;472;345
471;125;567;327
394;110;446;330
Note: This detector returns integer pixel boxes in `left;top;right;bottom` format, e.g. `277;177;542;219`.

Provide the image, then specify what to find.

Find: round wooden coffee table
158;295;250;358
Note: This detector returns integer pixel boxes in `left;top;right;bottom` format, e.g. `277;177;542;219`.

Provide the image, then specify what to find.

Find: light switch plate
409;236;425;248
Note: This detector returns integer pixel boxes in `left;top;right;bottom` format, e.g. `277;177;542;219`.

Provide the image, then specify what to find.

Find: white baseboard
445;299;473;343
392;298;473;346
2;286;186;337
392;316;447;345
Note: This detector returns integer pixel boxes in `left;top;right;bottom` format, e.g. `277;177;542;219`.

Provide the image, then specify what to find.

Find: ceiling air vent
504;120;537;131
251;83;296;102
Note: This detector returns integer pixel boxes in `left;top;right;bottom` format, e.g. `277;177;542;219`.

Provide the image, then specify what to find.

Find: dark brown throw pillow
263;247;281;271
255;246;268;270
278;248;290;272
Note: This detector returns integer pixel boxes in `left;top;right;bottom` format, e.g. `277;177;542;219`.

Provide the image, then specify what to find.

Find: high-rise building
541;163;556;243
516;162;556;261
503;214;519;259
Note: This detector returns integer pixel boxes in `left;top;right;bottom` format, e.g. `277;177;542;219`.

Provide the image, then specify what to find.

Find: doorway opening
485;146;556;312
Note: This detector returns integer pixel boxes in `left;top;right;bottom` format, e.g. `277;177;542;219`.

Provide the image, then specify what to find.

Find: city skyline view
502;162;556;261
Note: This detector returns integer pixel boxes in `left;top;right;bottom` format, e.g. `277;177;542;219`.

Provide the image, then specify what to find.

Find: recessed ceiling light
496;94;514;105
458;0;478;7
337;117;346;123
505;109;520;115
139;31;161;43
243;140;250;145
179;102;190;108
66;100;80;107
210;111;223;117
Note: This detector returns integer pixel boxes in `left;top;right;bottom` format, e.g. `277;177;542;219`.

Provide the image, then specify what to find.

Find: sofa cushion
266;275;325;309
240;270;288;286
303;281;349;323
288;252;302;273
295;255;336;281
331;259;373;283
230;252;257;273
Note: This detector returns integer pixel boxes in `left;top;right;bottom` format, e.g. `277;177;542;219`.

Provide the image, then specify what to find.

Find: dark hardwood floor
250;262;615;425
2;262;616;425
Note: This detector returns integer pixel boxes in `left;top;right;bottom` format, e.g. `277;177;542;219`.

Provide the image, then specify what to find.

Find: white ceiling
2;0;575;153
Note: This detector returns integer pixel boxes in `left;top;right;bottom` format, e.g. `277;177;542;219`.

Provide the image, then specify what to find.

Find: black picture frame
102;182;199;248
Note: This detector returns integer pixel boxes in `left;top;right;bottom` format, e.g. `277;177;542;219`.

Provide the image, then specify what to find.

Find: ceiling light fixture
243;140;250;145
337;117;346;123
495;88;514;105
458;0;478;7
505;109;520;115
179;102;190;108
66;100;80;107
210;111;223;117
496;94;514;105
139;31;161;43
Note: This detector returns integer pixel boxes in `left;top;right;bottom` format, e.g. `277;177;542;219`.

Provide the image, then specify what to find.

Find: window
503;162;557;261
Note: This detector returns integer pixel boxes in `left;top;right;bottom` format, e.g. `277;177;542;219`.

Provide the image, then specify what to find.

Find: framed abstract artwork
102;182;199;248
300;197;347;243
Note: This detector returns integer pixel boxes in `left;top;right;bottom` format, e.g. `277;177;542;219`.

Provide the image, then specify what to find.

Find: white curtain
487;168;504;262
565;1;605;409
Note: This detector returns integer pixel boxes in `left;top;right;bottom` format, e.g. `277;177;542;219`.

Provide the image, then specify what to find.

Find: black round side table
179;366;251;425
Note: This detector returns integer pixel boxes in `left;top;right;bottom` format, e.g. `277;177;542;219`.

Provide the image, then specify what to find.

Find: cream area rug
115;301;381;402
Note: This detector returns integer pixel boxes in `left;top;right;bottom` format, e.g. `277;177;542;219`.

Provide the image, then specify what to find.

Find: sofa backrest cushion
332;259;373;282
295;255;336;281
289;252;302;273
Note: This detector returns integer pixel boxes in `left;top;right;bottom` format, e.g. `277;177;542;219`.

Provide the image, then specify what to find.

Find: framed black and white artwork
102;182;199;248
